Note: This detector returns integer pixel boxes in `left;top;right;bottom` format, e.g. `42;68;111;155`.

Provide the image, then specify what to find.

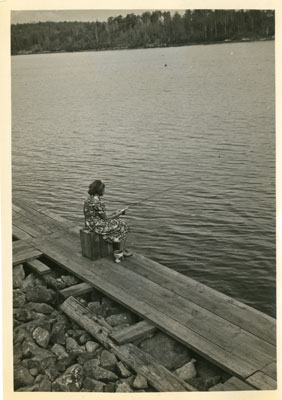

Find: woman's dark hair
88;180;105;196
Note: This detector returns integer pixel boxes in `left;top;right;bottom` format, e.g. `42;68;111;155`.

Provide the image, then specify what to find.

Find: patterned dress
83;195;129;243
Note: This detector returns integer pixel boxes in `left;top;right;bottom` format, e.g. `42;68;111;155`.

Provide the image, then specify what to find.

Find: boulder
52;364;84;392
133;374;148;389
188;375;222;391
26;302;55;315
14;365;34;390
13;264;25;289
25;285;56;305
115;381;133;392
82;377;105;392
77;351;100;365
51;343;68;360
105;312;137;327
32;327;50;348
85;341;100;353
38;375;52;391
116;361;131;378
78;332;92;345
83;362;118;382
45;365;59;382
22;273;36;292
139;331;192;369
65;337;79;352
13;291;26;308
100;350;117;371
61;275;79;286
88;301;102;315
174;359;197;380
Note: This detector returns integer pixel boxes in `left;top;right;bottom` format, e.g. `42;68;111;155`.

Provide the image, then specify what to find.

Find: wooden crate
80;229;113;260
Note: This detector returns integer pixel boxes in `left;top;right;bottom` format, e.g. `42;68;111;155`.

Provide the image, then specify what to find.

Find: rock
76;297;87;306
85;341;100;353
104;382;116;392
82;377;105;392
116;361;131;378
14;343;23;363
50;315;70;345
38;375;52;391
194;356;224;378
78;332;92;345
13;264;25;289
68;329;86;340
105;312;137;327
61;275;79;286
13;291;26;308
31;348;57;370
77;351;100;365
45;365;59;382
115;381;133;392
100;350;117;371
21;337;39;358
69;346;86;358
174;359;197;381
26;285;56;305
52;364;84;392
65;337;79;352
133;374;148;389
14;308;35;322
188;376;222;391
88;301;102;315
16;384;39;392
22;273;36;291
14;327;31;345
101;298;126;318
51;344;68;360
34;374;43;384
83;361;118;382
29;368;39;377
14;365;34;390
32;327;50;348
139;331;192;369
57;355;77;372
26;302;55;315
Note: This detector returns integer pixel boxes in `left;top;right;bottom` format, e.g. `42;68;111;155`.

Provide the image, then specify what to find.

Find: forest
11;10;275;55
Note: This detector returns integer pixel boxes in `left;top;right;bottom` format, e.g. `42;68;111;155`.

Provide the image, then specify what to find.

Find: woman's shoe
123;249;133;257
114;250;124;263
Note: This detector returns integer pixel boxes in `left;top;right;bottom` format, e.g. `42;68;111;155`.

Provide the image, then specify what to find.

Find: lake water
12;41;276;317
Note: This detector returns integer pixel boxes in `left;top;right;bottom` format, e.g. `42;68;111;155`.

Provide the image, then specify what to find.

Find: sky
11;9;185;24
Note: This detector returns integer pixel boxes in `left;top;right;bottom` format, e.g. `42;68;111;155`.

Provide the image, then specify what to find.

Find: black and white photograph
0;0;280;397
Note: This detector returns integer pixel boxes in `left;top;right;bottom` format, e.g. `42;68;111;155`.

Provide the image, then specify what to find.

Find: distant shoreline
12;36;274;56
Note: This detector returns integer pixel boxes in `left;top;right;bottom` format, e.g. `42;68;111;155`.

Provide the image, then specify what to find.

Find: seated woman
83;179;132;263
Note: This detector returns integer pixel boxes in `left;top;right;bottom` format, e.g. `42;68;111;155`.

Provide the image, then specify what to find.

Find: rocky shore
13;263;230;392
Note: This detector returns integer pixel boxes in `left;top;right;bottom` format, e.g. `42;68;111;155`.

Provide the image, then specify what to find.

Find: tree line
11;10;275;55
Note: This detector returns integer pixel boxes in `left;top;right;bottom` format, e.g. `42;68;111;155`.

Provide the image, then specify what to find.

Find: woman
84;180;132;262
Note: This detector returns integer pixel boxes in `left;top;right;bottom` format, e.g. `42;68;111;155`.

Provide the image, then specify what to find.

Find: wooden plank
12;215;44;238
246;371;277;390
13;240;42;265
12;210;55;236
121;253;276;346
61;297;195;392
209;377;255;391
12;225;32;241
60;282;93;298
261;362;277;380
25;259;51;275
112;343;197;392
30;234;260;379
111;320;157;345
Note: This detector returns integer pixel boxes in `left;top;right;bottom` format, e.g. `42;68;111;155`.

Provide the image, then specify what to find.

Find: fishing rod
115;183;180;216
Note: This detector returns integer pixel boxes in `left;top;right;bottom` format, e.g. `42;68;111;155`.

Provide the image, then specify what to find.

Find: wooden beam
12;225;32;241
246;371;277;390
60;296;196;392
110;320;157;345
13;240;42;265
25;259;51;275
60;282;93;298
261;362;277;380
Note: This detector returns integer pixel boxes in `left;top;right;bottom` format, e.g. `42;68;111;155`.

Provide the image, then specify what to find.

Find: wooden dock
12;198;277;391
